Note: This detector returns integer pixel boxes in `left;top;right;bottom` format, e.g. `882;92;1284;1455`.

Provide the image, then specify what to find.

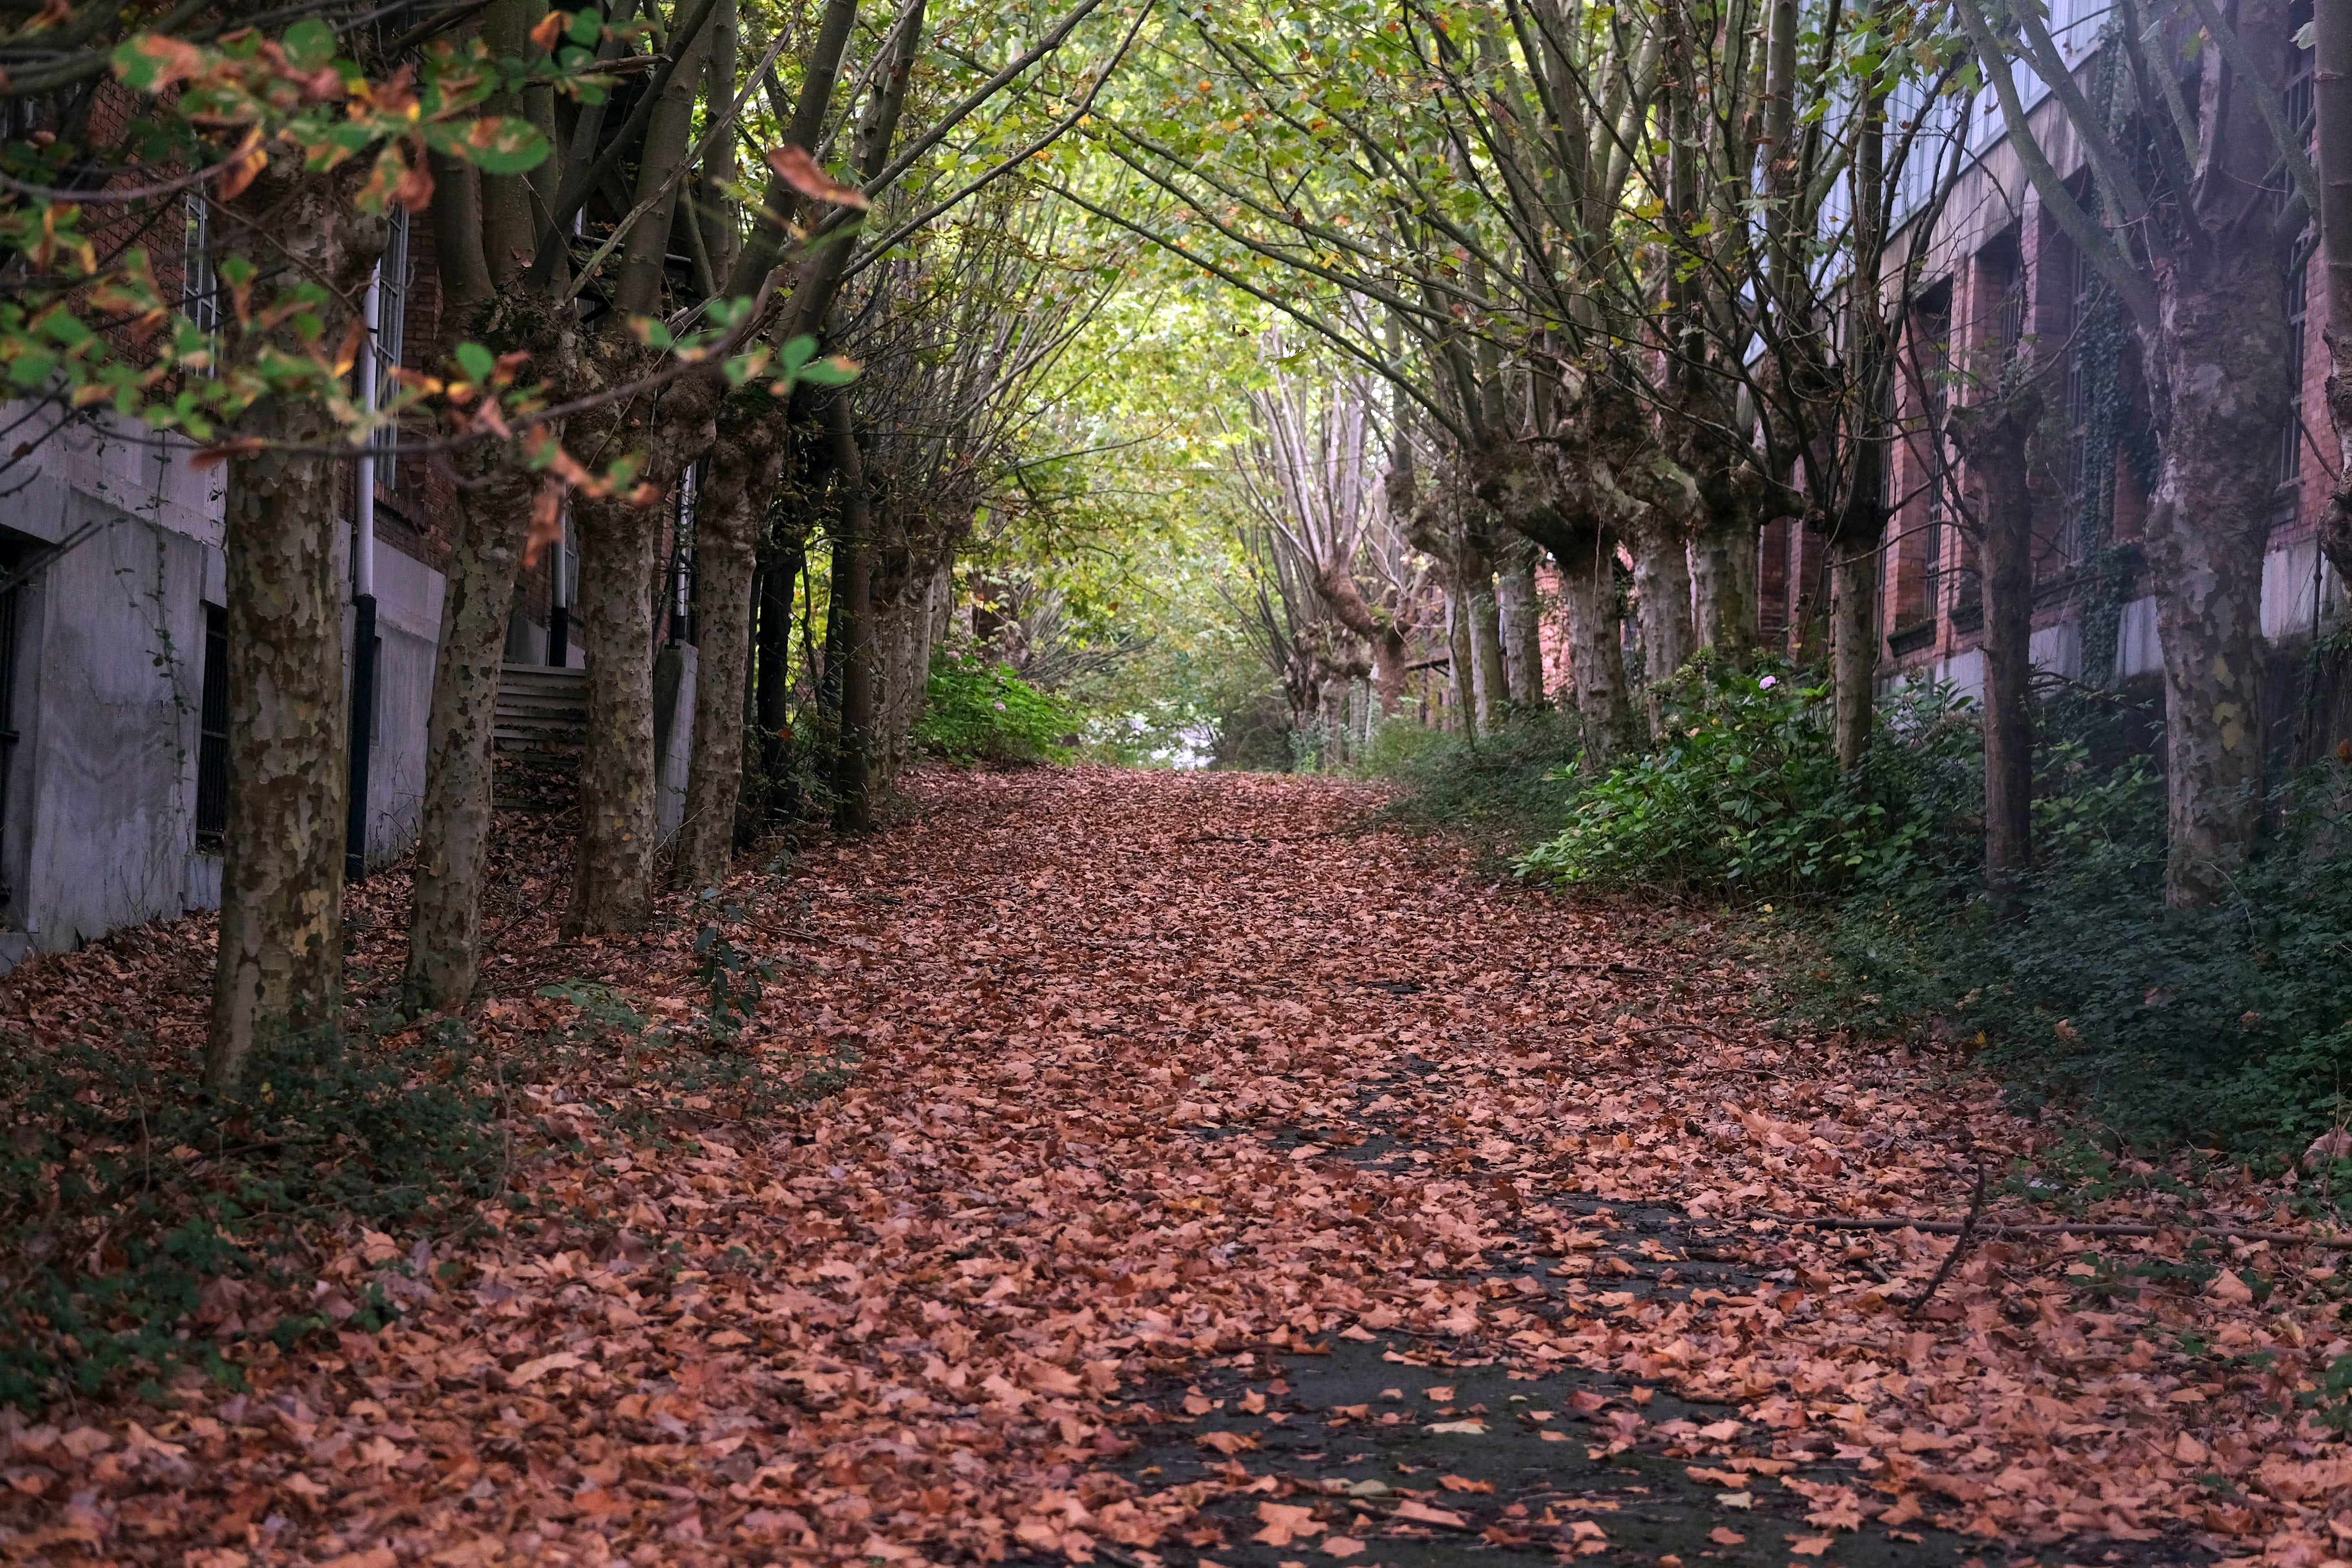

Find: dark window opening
2280;246;2312;489
196;603;228;851
0;580;23;910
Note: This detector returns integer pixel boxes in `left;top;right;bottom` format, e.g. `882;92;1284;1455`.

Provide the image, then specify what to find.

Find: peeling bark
675;410;787;889
1555;529;1632;764
1951;388;2042;910
1495;540;1546;703
402;304;571;1013
1631;517;1694;727
563;486;664;936
2145;272;2286;904
206;173;384;1086
1689;515;1760;651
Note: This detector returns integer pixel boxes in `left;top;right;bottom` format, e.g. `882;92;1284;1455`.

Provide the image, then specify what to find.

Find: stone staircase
493;663;588;763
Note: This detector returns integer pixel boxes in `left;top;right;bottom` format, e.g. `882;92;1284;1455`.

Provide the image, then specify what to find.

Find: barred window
372;207;411;492
183;194;219;370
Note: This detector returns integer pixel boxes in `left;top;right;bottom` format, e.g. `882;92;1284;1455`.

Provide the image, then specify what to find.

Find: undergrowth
1377;657;2352;1160
0;1022;503;1408
0;886;860;1409
914;653;1077;766
1365;704;1586;868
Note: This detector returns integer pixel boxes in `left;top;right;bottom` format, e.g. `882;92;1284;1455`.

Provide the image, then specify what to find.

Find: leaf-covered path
8;768;2351;1566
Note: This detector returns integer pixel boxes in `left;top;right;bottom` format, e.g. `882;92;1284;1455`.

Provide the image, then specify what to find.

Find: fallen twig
1903;1161;1986;1319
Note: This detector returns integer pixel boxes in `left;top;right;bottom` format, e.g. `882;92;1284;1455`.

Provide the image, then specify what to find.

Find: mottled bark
1495;541;1546;704
1445;588;1476;737
828;395;876;832
674;414;785;889
1555;530;1632;764
1630;518;1693;728
1465;576;1508;728
206;174;384;1087
558;0;721;930
1689;515;1759;651
563;487;664;936
2145;270;2288;904
1829;543;1880;770
401;291;570;1012
1951;389;2041;910
400;449;542;1010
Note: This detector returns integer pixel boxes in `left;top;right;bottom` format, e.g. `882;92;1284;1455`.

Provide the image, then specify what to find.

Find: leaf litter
0;767;2348;1565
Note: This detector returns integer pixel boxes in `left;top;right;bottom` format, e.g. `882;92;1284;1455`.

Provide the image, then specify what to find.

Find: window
1918;294;1951;627
668;465;699;645
372;207;410;492
183;194;220;369
2287;1;2316;142
1997;251;2028;367
2280;247;2311;489
0;580;22;911
196;603;228;851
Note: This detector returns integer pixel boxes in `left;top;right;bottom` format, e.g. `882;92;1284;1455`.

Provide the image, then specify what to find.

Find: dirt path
4;768;2347;1566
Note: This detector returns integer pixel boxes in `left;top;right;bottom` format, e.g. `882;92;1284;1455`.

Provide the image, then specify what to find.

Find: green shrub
1776;728;2352;1158
1514;656;1978;896
913;654;1078;766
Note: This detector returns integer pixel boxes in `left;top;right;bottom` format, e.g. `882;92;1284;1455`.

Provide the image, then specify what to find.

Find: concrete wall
0;416;222;965
0;404;705;970
360;543;443;866
0;406;455;967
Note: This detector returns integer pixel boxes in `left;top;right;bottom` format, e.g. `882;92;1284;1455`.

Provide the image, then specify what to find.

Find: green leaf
282;18;338;70
570;8;603;44
779;335;818;375
454;341;497;383
427;117;552;176
796;355;860;387
7;349;58;389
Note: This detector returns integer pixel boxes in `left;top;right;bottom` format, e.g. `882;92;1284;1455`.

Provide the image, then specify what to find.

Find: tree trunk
2142;257;2292;905
828;395;876;832
400;446;541;1012
562;491;664;936
1373;627;1410;716
674;413;785;888
1466;575;1508;726
556;0;722;929
205;176;383;1088
401;283;569;1012
1829;542;1880;770
1689;515;1758;652
1631;518;1693;727
1556;529;1632;764
1953;390;2041;913
1445;587;1476;737
754;525;805;822
1495;541;1547;703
